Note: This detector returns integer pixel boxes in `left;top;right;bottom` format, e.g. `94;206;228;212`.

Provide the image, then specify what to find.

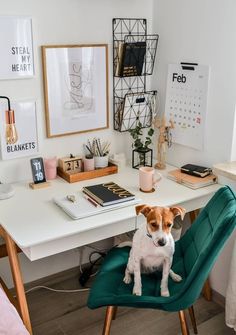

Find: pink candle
44;157;57;180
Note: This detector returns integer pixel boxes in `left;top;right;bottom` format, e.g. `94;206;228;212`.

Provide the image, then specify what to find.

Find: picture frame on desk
42;44;109;138
29;157;50;189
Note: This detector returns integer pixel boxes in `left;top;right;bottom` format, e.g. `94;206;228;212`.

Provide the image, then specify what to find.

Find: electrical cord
21;249;108;296
79;250;107;286
13;285;90;298
86;244;110;253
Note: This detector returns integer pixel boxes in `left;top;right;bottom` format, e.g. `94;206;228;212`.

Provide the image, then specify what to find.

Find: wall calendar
165;63;210;150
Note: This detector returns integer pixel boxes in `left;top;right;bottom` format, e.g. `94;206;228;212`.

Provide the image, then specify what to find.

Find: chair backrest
176;186;236;293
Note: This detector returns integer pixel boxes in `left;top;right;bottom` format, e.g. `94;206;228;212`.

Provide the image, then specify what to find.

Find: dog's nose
158;238;166;247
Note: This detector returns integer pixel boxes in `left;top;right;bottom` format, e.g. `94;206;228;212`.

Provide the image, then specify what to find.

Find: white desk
0;165;221;334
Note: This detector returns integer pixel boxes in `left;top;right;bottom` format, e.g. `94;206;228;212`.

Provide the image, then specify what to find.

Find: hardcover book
180;164;212;178
118;41;146;77
115;42;125;77
82;181;135;206
167;169;217;189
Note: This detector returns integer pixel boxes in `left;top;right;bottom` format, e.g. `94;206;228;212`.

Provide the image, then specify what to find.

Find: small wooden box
58;156;83;173
57;162;118;183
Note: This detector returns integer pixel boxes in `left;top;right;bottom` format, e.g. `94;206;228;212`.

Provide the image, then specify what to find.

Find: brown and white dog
122;204;185;297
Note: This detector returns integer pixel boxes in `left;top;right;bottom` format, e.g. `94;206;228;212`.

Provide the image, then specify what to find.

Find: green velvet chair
88;186;236;335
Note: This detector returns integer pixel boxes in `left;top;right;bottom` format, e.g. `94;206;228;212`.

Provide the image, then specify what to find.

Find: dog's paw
172;273;182;282
123;274;132;284
133;285;142;296
161;289;170;297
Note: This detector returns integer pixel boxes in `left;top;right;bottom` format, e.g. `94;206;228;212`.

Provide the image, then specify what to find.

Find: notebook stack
53;181;139;220
82;181;135;206
167;164;217;189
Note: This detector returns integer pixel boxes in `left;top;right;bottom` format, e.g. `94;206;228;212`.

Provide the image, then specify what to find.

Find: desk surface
0;165;221;261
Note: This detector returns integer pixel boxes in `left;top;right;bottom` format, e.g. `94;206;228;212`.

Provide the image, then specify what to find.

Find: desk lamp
0;96;18;144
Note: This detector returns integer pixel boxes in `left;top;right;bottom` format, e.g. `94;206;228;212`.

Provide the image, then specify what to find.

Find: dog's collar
146;227;152;239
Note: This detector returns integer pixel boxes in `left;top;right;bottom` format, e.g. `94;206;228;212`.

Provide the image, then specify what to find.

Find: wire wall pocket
113;18;158;132
116;91;157;132
115;34;159;77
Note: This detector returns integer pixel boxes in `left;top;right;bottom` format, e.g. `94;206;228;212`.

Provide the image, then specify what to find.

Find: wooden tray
57;162;118;183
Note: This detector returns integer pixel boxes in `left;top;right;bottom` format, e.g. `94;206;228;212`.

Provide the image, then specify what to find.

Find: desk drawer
23;217;136;261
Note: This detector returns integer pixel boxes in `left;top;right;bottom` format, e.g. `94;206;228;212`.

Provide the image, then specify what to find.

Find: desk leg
189;210;212;301
0;226;32;334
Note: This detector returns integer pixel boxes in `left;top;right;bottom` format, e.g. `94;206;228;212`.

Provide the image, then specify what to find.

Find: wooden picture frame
42;44;109;138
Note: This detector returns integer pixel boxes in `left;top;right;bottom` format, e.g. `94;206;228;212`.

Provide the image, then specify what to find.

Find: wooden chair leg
102;306;115;335
202;278;212;301
112;306;118;320
0;226;32;334
178;310;189;335
188;306;198;334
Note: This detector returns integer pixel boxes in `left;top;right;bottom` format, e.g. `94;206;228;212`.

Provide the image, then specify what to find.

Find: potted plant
129;121;154;169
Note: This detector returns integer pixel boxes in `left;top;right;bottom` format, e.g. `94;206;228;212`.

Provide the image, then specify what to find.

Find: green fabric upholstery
88;186;236;312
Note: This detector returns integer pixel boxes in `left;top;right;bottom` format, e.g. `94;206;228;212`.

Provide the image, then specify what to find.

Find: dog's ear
135;204;152;217
170;206;186;220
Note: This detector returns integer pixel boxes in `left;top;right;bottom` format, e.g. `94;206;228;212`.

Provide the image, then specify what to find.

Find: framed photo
42;44;109;138
0;16;34;79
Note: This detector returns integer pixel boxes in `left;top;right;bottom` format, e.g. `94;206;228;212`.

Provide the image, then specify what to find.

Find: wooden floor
26;269;235;335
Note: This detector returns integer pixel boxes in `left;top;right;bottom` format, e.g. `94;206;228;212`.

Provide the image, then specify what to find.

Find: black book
119;41;146;77
82;182;135;206
180;164;212;178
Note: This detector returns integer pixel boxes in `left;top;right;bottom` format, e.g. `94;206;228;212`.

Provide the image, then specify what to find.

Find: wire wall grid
113;18;159;132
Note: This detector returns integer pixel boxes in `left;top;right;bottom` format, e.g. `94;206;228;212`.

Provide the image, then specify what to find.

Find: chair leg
188;306;198;334
112;306;118;320
202;278;212;301
178;310;190;335
102;306;115;335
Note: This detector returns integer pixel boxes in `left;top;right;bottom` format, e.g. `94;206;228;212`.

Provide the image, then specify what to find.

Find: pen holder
94;155;109;169
83;156;95;172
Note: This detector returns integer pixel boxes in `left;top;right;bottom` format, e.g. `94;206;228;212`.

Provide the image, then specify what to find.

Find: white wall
0;0;153;286
153;0;236;167
0;0;154;183
153;0;236;296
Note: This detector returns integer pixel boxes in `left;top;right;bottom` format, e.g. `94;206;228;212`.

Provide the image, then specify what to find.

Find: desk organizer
57;162;118;183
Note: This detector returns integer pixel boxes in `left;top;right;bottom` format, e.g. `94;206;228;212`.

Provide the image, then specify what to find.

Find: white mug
139;166;162;192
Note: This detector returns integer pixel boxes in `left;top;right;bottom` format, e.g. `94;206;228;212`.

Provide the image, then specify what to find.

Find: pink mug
139;166;162;192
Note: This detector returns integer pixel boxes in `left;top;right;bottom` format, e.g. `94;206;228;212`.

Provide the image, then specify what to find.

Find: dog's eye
150;222;157;228
167;223;172;228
